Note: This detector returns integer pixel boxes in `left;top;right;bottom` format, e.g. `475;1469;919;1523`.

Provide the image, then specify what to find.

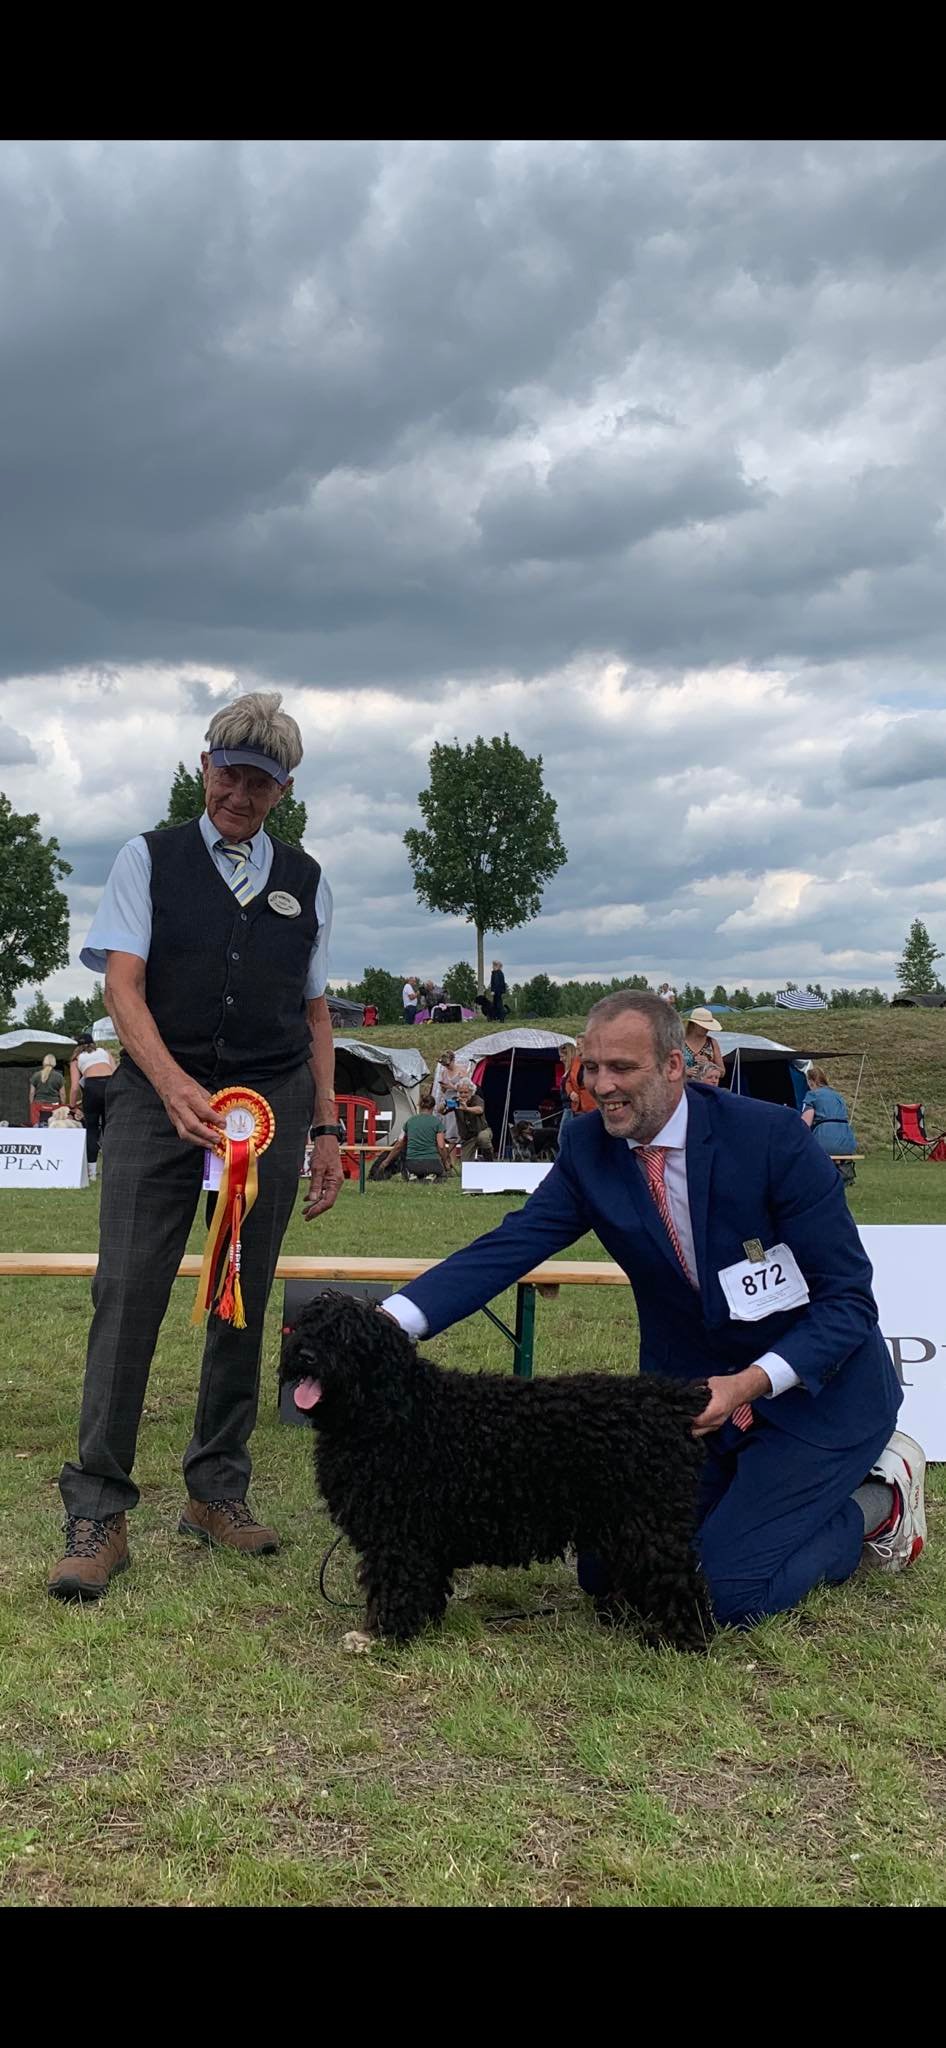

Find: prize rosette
191;1088;275;1330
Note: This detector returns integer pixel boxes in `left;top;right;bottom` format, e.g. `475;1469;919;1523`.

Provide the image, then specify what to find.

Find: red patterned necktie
637;1144;753;1433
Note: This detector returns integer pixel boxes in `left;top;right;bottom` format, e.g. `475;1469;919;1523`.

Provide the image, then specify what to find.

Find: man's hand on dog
692;1366;771;1434
303;1136;344;1219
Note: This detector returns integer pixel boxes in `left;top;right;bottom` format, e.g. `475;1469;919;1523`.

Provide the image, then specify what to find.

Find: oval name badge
267;890;301;917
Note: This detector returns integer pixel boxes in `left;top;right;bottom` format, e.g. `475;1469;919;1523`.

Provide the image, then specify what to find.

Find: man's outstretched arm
384;1140;593;1339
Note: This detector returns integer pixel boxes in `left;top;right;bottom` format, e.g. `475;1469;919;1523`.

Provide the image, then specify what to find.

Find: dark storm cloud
4;139;946;1008
842;713;946;789
2;139;946;685
0;718;35;765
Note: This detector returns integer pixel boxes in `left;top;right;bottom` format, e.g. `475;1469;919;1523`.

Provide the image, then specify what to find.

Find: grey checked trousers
59;1060;313;1518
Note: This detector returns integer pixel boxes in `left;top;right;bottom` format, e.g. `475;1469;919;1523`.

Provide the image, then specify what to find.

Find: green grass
1;1148;945;1907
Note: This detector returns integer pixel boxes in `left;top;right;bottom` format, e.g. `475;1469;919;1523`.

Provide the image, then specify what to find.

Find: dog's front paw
342;1628;376;1656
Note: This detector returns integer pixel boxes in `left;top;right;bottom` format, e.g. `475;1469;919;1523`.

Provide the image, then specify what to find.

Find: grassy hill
343;1006;946;1156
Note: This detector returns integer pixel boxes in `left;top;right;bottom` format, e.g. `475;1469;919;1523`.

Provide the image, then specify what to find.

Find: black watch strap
311;1122;340;1139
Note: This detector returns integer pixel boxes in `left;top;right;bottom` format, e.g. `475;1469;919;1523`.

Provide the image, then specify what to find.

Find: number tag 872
717;1243;810;1323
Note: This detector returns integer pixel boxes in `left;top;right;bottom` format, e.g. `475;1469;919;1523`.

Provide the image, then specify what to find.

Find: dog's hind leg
606;1519;714;1653
360;1553;453;1646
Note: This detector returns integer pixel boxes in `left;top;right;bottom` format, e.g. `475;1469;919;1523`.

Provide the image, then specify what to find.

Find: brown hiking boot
178;1497;280;1555
48;1513;129;1601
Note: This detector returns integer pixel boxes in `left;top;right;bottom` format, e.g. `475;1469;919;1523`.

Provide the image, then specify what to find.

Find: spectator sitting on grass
393;1088;453;1181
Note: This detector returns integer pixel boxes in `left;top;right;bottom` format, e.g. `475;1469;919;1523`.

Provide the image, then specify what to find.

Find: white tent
0;1029;76;1126
0;1028;75;1064
91;1014;118;1044
454;1028;576;1157
332;1037;428;1144
454;1027;575;1063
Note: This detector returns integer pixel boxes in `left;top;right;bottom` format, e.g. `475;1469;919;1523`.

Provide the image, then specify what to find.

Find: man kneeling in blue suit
383;990;925;1628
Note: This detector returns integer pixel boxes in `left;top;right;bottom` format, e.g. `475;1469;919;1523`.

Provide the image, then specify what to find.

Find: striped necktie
637;1145;753;1433
215;838;257;906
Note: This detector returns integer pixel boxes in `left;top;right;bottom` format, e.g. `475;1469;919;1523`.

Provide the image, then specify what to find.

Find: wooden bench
0;1253;627;1378
337;1142;401;1193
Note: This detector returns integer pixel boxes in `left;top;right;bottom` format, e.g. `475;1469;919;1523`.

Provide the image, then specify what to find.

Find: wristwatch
311;1123;341;1140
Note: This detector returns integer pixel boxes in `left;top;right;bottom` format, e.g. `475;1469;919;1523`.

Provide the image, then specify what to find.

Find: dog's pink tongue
293;1377;322;1411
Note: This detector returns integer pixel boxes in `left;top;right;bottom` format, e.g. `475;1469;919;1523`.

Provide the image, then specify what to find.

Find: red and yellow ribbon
191;1088;275;1331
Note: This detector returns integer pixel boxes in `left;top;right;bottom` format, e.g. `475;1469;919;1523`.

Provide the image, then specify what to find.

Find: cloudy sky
3;138;946;1008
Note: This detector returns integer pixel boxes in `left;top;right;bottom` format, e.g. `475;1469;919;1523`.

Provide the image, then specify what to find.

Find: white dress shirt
80;808;333;999
385;1090;800;1398
625;1092;797;1398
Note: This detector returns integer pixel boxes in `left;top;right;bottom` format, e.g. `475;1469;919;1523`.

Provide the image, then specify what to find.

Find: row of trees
2;729;944;1027
334;969;898;1023
16;982;107;1041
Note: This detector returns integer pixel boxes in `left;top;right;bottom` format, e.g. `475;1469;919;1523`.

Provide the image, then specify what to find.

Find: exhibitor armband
311;1123;341;1139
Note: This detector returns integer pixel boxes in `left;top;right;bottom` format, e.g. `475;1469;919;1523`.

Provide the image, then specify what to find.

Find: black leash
318;1534;575;1625
318;1534;361;1610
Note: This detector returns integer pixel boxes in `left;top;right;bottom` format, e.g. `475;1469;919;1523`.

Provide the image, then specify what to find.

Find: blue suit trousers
578;1409;892;1628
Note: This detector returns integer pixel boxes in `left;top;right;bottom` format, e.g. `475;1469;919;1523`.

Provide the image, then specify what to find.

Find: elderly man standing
49;691;343;1600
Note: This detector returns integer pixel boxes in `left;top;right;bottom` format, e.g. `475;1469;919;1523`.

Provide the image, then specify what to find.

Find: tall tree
154;761;308;845
897;918;944;995
442;960;478;1007
23;990;55;1030
404;736;566;988
520;973;560;1017
154;762;204;829
58;994;95;1039
354;967;404;1025
0;794;71;1014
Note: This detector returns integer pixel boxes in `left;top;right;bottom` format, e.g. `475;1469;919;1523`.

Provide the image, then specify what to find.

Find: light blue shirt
80;809;333;999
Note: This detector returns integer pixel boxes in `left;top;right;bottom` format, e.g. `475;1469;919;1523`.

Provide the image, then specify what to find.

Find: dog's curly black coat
282;1293;715;1650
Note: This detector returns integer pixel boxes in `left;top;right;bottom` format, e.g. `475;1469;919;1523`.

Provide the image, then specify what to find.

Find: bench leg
513;1283;536;1379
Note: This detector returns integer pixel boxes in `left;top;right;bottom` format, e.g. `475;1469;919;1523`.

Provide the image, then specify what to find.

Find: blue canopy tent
717;1031;858;1110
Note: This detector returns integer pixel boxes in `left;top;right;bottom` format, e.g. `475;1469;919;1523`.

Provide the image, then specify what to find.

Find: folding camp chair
892;1102;946;1161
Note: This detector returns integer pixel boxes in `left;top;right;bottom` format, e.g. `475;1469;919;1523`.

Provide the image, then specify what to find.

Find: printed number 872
742;1263;785;1298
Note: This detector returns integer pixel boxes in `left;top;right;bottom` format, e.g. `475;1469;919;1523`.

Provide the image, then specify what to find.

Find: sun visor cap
208;746;290;786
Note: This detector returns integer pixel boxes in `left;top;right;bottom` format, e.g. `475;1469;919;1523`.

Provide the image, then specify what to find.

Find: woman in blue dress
801;1064;858;1183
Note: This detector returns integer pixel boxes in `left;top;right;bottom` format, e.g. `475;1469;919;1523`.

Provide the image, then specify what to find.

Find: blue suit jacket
400;1086;900;1450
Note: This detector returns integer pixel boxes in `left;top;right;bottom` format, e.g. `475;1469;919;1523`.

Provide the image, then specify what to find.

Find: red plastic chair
336;1094;377;1179
893;1102;946;1161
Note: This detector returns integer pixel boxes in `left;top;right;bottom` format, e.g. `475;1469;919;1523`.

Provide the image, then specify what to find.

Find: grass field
1;1022;945;1905
360;1003;946;1156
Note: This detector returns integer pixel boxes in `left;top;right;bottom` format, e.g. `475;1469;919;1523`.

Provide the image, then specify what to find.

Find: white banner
462;1162;552;1195
0;1127;88;1189
859;1226;946;1460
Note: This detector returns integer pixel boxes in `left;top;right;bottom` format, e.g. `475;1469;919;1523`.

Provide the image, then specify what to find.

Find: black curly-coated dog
281;1292;715;1651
